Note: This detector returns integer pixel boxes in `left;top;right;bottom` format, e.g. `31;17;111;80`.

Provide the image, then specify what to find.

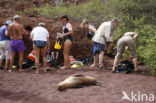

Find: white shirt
92;21;112;44
31;27;49;41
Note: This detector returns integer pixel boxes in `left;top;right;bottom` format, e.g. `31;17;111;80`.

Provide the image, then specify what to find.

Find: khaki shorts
115;36;137;59
0;40;11;59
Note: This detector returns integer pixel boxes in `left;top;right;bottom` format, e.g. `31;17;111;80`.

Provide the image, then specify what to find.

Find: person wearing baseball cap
0;20;13;70
7;15;28;72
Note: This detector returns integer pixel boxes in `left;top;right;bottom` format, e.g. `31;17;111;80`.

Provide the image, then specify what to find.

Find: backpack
116;60;134;74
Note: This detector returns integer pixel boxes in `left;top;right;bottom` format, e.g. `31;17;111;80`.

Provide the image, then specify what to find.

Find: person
59;15;73;69
112;32;139;73
91;18;119;69
30;23;50;74
6;15;28;72
0;20;12;70
81;19;97;39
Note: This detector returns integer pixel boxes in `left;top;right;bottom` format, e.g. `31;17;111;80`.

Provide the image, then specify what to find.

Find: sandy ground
0;57;156;103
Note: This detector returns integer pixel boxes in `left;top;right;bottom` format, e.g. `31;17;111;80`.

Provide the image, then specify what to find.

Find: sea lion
57;74;97;91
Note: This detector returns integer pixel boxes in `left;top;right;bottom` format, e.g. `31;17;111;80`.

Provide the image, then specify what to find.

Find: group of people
0;15;73;73
81;18;138;73
0;14;138;74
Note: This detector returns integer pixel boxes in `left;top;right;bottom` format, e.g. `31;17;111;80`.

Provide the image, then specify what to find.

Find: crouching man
112;32;139;73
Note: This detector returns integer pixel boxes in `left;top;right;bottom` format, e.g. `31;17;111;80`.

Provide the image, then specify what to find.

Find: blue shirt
0;25;9;41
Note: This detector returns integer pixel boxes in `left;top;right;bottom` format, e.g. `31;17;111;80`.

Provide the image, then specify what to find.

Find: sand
0;56;156;103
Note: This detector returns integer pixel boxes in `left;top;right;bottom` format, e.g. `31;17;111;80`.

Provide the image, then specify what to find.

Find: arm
30;34;34;40
5;26;11;37
61;30;73;37
21;25;29;35
89;25;96;33
30;28;34;40
5;31;9;37
60;23;73;38
133;32;138;40
47;37;50;50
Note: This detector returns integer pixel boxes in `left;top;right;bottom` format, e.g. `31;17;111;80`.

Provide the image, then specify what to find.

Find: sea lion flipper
96;82;105;87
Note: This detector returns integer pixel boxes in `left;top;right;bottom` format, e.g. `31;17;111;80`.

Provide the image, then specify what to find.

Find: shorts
0;40;11;59
33;40;47;48
115;36;137;59
93;42;105;56
10;39;26;52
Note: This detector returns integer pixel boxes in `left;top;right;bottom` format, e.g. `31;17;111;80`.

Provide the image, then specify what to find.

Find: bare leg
0;59;3;68
99;51;104;67
41;46;47;72
19;51;24;72
133;57;138;71
34;45;40;73
112;58;119;71
5;59;9;70
9;52;15;72
90;54;98;67
61;40;72;69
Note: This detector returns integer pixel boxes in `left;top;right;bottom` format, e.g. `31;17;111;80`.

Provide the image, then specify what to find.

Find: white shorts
0;40;11;59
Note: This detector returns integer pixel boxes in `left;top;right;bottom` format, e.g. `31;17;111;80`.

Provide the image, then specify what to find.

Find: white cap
13;15;21;20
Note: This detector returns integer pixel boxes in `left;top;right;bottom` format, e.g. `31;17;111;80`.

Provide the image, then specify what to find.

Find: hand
111;40;115;44
59;35;64;38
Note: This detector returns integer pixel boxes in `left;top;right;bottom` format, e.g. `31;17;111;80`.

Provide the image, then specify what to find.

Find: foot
111;69;116;73
44;68;47;73
19;69;24;72
4;68;9;70
99;65;106;70
134;69;139;73
0;67;4;70
60;66;69;70
35;70;39;74
90;64;98;67
8;69;12;72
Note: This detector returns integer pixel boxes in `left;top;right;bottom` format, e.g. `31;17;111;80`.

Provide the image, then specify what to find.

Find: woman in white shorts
0;20;12;70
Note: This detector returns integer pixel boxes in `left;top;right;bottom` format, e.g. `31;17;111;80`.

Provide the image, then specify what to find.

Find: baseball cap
4;20;13;25
38;23;45;27
13;15;21;20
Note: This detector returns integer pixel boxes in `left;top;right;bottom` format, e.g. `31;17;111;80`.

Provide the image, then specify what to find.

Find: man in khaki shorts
112;32;139;73
0;20;12;70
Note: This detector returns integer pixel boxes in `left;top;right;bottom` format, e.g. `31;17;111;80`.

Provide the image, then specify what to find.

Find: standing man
91;18;119;69
0;20;12;70
112;32;139;73
7;15;28;72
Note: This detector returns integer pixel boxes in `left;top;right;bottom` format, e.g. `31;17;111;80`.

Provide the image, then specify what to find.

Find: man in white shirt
91;18;119;69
